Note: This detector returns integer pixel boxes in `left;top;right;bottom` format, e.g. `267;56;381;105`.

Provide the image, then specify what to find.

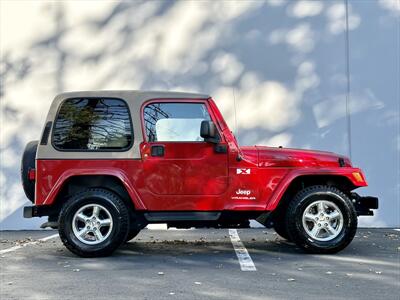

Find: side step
144;212;221;222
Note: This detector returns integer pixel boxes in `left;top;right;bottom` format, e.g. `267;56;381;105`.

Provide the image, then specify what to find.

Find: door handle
151;145;165;157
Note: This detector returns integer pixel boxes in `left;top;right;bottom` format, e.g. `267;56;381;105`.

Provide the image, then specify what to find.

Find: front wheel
286;185;357;254
59;188;129;257
273;219;291;241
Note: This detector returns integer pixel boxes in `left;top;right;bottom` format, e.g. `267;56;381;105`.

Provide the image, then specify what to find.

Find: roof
54;90;210;102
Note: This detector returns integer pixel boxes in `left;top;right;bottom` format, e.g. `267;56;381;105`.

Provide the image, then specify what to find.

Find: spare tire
21;140;38;203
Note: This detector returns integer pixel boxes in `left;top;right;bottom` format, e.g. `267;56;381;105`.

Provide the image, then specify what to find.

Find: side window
144;102;211;142
53;98;133;151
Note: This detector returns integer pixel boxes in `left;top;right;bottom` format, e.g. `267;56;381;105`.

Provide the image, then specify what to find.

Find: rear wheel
286;185;357;254
58;188;129;257
125;229;141;242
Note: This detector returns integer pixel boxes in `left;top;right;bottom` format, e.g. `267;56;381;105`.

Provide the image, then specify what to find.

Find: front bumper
351;193;379;216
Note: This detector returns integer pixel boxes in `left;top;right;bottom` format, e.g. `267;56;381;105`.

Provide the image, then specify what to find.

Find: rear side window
143;102;211;142
53;98;133;151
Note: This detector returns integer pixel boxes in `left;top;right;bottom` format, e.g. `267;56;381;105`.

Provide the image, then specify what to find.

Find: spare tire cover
21;140;38;203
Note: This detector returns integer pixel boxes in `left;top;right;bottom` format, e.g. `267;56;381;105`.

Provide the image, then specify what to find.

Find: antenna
232;87;239;139
345;0;352;160
232;87;242;162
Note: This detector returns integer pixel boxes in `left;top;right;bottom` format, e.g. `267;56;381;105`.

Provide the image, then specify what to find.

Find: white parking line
39;234;59;242
229;229;257;271
0;233;59;255
0;245;23;255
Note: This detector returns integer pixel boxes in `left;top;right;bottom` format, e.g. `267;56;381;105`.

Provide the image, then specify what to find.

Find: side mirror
200;120;219;143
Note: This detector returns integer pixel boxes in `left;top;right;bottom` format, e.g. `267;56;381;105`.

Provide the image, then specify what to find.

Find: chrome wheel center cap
72;204;113;245
302;200;344;242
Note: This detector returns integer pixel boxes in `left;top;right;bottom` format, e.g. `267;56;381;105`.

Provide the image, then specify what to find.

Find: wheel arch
266;174;357;214
45;173;145;217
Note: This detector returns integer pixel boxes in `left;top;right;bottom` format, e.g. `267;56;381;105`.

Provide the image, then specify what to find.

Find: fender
264;167;368;211
41;168;147;210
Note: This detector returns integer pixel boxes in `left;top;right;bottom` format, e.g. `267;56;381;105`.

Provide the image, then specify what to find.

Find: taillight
28;168;36;181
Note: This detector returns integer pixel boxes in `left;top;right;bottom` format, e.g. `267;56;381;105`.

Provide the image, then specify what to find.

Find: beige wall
1;0;399;229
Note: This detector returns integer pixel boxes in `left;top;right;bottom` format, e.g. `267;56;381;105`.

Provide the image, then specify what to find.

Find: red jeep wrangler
21;91;378;257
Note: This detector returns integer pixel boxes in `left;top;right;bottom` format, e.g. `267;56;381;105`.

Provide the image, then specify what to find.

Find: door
141;101;229;210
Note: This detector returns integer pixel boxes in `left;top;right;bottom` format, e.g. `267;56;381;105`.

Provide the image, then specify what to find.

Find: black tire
125;229;140;242
273;219;291;241
58;188;129;257
286;185;357;254
21;140;38;202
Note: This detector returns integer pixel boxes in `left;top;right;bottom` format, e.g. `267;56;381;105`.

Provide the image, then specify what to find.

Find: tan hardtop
37;90;211;160
53;90;210;104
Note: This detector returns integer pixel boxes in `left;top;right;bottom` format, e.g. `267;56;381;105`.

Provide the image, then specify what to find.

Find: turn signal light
352;172;364;183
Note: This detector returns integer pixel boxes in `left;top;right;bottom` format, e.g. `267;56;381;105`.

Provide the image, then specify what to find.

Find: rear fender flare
43;168;146;210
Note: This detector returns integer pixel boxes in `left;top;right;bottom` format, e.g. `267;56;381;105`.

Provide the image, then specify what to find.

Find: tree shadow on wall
1;0;398;228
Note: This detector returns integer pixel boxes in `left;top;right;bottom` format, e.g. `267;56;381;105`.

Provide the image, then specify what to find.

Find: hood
240;146;351;168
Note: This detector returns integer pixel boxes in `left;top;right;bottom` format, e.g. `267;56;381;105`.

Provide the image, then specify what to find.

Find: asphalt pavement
0;228;399;300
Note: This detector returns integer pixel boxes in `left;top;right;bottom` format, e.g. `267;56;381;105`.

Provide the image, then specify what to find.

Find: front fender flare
264;168;367;211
